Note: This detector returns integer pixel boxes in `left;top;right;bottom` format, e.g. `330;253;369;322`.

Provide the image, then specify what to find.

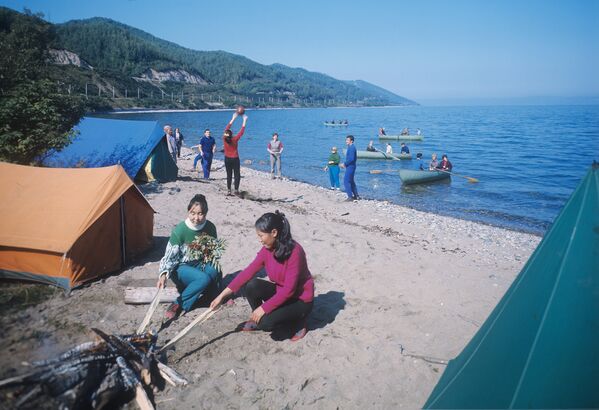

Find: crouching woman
210;211;314;341
157;194;221;320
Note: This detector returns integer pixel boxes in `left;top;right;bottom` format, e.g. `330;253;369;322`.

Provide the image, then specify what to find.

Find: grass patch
0;283;61;313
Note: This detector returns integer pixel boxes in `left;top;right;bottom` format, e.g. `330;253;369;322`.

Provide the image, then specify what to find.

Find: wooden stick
135;382;155;410
157;361;188;386
136;287;163;334
159;308;219;352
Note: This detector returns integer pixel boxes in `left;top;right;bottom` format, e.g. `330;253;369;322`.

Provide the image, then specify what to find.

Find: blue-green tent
44;117;178;183
424;163;599;409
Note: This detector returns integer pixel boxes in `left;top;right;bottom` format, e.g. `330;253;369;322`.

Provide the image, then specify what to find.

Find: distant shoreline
102;105;414;115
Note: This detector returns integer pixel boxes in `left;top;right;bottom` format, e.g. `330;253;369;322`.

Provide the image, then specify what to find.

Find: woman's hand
231;112;239;121
242;115;248;126
210;287;233;310
250;306;265;323
157;273;166;289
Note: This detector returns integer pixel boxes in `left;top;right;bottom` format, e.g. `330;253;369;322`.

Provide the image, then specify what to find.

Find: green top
327;152;340;166
159;220;217;277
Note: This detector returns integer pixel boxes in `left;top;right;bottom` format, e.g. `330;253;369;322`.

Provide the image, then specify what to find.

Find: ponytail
255;210;295;262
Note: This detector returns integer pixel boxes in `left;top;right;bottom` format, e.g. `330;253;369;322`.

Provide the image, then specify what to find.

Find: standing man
340;135;359;202
175;128;184;158
164;125;177;163
267;132;284;179
198;129;216;179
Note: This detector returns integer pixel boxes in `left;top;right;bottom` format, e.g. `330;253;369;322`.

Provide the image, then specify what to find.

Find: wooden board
124;287;178;304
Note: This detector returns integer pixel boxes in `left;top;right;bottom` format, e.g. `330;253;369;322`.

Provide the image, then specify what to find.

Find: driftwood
137;287;163;334
159;308;219;352
157;362;188;386
124;287;178;304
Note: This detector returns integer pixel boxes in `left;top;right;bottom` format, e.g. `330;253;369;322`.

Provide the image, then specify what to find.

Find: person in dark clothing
340;135;359;201
198;129;216;179
222;112;248;195
437;154;453;172
175;128;184;158
400;143;410;154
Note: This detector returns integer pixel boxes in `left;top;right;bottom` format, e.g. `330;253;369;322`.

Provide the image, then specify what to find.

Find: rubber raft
399;169;450;185
324;122;348;127
357;150;412;160
378;134;424;141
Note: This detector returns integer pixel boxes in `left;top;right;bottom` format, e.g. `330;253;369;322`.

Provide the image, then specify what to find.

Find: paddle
437;168;479;183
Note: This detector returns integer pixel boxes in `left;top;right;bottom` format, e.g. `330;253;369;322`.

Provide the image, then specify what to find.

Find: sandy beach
0;148;540;409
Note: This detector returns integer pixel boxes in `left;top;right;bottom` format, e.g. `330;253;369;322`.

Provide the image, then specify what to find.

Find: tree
0;7;86;164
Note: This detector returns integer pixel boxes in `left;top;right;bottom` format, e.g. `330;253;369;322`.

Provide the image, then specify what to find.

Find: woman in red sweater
223;111;248;195
210;211;314;341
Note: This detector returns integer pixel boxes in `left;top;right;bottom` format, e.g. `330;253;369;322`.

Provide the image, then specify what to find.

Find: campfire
0;328;188;410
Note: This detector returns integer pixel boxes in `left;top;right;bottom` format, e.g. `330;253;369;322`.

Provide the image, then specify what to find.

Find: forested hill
2;7;417;109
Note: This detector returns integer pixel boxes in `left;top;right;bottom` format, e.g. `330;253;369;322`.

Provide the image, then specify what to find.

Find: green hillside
3;8;417;110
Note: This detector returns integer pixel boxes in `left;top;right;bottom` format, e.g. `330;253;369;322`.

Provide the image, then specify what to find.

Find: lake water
101;105;599;234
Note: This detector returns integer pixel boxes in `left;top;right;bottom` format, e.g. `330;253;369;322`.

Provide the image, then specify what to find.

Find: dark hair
255;211;295;262
442;154;448;160
188;194;208;213
224;129;233;144
346;135;354;142
416;153;423;159
272;132;278;137
204;128;210;132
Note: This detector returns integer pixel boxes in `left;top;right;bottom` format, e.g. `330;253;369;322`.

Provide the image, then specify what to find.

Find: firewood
156;362;188;386
137;288;163;334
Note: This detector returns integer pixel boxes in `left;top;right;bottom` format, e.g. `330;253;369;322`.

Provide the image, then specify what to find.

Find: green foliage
0;7;86;164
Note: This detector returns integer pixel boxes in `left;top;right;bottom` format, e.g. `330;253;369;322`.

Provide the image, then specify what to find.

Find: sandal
291;327;307;342
240;320;258;332
165;302;182;320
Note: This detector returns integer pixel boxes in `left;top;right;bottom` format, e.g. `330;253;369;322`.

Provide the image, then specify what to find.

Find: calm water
101;105;599;234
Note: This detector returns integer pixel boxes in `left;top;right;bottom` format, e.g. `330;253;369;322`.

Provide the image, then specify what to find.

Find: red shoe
165;302;182;320
291;327;307;342
240;320;258;331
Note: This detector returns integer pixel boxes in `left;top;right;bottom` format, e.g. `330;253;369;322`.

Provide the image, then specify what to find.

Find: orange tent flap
0;163;147;253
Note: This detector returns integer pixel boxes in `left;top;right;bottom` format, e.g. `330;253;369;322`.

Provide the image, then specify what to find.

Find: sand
0;147;540;409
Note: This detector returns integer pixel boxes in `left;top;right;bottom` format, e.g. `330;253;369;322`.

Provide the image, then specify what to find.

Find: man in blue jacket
341;135;360;201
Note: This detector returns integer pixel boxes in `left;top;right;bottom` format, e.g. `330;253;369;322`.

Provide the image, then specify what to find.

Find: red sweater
228;243;315;314
222;123;246;158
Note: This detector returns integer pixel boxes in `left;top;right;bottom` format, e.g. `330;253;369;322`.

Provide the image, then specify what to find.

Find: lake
100;105;599;234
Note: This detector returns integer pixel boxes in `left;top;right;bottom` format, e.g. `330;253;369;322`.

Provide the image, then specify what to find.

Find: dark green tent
424;163;599;409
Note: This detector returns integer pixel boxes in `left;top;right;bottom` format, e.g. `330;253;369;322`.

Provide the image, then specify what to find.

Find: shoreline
0;148;540;408
98;104;417;115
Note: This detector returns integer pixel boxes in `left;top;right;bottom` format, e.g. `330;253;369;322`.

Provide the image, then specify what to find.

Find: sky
2;0;599;104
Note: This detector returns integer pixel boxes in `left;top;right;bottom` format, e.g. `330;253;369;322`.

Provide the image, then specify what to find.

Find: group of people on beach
157;193;313;341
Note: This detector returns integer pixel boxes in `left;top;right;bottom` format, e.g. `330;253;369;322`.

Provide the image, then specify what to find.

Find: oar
136;287;163;334
158;307;220;352
437;169;479;183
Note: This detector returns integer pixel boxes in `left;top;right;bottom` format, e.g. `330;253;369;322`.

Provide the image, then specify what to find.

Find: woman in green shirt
324;146;341;189
157;194;220;320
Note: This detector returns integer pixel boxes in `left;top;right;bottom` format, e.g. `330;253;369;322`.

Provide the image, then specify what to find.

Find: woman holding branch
157;194;225;320
210;211;314;341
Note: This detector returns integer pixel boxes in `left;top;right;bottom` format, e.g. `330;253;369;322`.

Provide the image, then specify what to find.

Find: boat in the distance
399;169;450;185
324;121;349;127
378;134;423;141
356;150;412;160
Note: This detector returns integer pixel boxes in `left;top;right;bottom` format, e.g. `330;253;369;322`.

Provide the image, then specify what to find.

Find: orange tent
0;163;154;289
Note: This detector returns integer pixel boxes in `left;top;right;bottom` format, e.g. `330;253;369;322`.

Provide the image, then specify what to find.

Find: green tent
424;163;599;409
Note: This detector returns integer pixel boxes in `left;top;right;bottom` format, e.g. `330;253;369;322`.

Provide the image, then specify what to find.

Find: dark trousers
225;156;241;191
245;278;312;331
344;165;358;198
201;154;213;179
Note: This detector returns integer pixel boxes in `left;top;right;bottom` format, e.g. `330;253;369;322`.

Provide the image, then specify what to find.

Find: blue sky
2;0;598;104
